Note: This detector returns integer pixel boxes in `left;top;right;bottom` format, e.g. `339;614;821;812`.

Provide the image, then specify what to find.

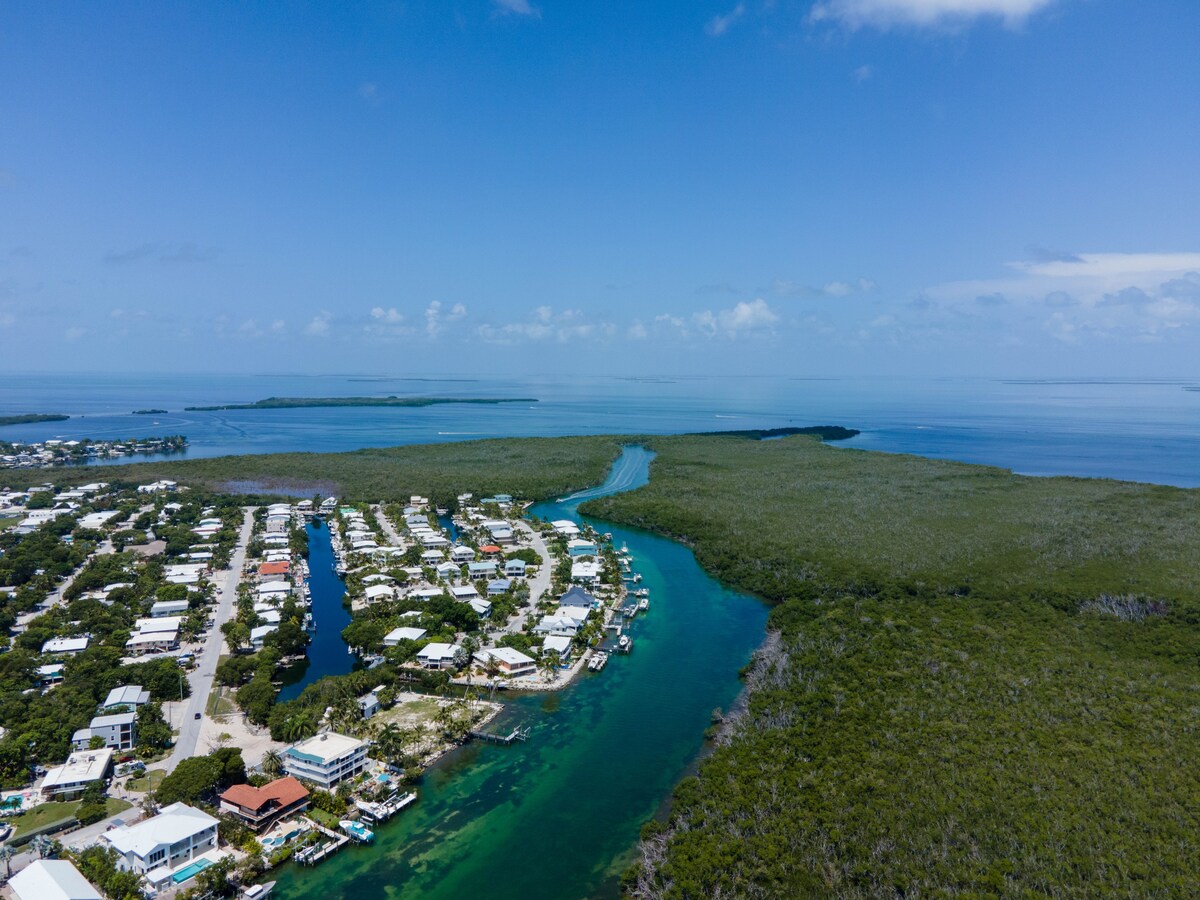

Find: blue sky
2;0;1198;376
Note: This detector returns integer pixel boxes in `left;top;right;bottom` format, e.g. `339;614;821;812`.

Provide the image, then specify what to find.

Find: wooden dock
295;819;350;866
469;725;530;745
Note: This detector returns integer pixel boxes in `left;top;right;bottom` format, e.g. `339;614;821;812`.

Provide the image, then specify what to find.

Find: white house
450;545;476;563
71;712;136;751
571;560;602;584
103;802;219;876
416;642;464;670
541;634;574;663
42;636;90;655
40;748;113;799
487;578;512;596
383;626;427;646
364;583;395;603
104;685;151;710
9;859;102;900
282;732;368;789
504;559;527;578
150;600;190;618
472;647;536;677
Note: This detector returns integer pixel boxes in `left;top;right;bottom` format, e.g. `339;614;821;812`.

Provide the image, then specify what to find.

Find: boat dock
295;819;350;866
469;724;530;745
356;791;417;823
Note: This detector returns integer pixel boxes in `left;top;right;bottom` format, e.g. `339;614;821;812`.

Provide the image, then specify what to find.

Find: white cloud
706;3;746;36
691;298;780;338
493;0;540;17
370;306;405;324
809;0;1057;30
305;312;332;337
477;306;607;345
922;252;1200;344
628;320;649;340
64;326;86;342
853;64;874;82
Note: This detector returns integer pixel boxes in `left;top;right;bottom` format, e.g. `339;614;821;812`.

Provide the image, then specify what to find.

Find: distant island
705;425;860;441
0;413;70;427
132;408;169;415
183;396;538;412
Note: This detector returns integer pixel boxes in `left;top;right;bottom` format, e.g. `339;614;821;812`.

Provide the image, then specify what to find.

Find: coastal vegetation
577;434;1200;896
1;435;627;506
0;413;69;426
182;396;537;411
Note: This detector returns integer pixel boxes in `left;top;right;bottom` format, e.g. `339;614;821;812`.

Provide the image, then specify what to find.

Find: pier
469;725;530;745
294;818;351;866
356;791;417;823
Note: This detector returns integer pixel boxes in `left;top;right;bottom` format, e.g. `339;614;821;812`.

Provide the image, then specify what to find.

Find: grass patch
308;808;341;830
126;769;166;793
11;799;79;837
207;684;237;718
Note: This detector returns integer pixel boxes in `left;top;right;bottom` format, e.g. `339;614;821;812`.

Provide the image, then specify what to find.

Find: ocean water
1;373;1197;485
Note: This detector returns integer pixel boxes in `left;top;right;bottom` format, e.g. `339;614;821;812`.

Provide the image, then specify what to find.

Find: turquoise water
276;520;355;701
269;446;770;899
172;858;214;883
2;373;1197;486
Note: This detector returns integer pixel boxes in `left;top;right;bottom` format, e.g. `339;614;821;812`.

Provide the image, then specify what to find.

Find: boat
241;882;276;899
618;634;632;652
339;819;374;842
632;573;642;583
624;604;637;617
588;652;608;671
638;597;649;611
634;588;649;598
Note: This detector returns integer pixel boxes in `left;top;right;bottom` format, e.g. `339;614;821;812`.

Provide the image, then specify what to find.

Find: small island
183;396;538;411
706;425;860;441
0;413;70;427
132;408;169;415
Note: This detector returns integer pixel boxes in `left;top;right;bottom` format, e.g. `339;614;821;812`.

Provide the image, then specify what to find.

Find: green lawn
126;770;166;793
10;800;79;837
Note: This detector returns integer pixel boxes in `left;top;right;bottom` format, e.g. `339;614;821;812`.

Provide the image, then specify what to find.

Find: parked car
194;712;202;720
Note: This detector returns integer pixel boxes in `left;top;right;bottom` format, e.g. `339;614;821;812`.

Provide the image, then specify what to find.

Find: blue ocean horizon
2;372;1197;487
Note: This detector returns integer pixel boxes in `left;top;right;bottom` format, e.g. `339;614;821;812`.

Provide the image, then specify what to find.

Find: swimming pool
172;858;214;884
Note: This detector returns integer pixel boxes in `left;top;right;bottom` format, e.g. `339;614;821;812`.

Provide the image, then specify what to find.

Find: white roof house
150;600;190;617
571;560;602;583
472;647;536;676
134;616;184;633
103;802;219;876
104;685;151;708
282;732;368;790
42;636;90;655
551;519;581;536
383;626;427;646
364;584;395;602
416;642;464;670
41;748;114;798
542;634;574;659
9;859;102;900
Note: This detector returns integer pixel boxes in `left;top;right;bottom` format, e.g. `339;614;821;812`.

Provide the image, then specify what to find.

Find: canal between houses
272;445;770;899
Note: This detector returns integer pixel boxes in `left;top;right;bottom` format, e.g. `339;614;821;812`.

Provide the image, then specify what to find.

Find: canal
276;519;356;701
272;445;770;899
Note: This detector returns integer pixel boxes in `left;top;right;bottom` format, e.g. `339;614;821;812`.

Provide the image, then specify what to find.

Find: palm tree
0;844;15;877
30;834;53;859
374;723;404;765
262;749;283;777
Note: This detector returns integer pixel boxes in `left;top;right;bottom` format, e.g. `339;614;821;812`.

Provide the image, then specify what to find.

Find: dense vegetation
183;395;537;411
579;434;1200;896
0;413;69;426
2;435;625;506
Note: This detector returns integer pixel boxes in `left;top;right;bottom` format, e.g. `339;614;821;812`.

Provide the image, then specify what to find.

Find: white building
472;647;537;677
416;642;464;670
383;626;427;646
104;685;151;709
9;859;102;900
40;748;113;799
72;711;136;751
41;636;90;655
103;802;219;876
281;732;368;789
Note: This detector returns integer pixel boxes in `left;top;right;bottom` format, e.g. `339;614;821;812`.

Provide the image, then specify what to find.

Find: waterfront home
559;586;599;608
104;802;219;879
364;584;395;603
384;626;427;646
9;859;102;900
250;624;278;650
71;711;136;751
568;538;599;558
417;642;464;670
358;688;383;719
259;560;291;578
534;606;590;637
541;634;574;663
504;558;527;578
42;636;90;655
484;522;515;544
472;647;536;676
219;776;310;833
40;748;113;799
450;545;476;563
136;480;178;493
363;573;394;584
570;560;602;584
282;732;368;789
103;685;150;710
257;580;292;599
487;578;512;596
551;519;581;537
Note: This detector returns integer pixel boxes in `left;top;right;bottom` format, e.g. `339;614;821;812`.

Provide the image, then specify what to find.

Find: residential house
416;642;464;670
71;712;136;751
218;777;310;833
570;560;602;584
104;685;150;710
9;859;102;900
450;545;476;563
504;558;527;579
383;626;427;646
281;732;368;789
487;578;512;596
103;802;219;879
40;748;113;799
472;647;536;677
541;634;574;663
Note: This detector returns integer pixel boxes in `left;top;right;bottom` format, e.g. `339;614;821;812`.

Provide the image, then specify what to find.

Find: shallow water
270;446;770;899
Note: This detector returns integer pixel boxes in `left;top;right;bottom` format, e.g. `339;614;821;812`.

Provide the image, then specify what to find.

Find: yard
11;797;132;838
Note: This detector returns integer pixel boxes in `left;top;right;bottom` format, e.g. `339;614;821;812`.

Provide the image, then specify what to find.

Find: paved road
500;520;553;635
160;506;255;772
372;503;407;547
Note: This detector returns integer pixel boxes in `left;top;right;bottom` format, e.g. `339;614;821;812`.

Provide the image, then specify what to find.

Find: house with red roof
218;776;310;832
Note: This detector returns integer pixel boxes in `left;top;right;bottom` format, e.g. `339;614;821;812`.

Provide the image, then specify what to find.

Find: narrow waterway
277;519;355;702
272;446;770;899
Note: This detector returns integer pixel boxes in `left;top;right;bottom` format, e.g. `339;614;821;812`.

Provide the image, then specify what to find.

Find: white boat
339;819;374;842
618;634;631;652
638;598;649;611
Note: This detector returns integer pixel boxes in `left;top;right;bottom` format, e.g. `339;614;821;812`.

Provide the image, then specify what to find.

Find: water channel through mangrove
273;445;769;899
